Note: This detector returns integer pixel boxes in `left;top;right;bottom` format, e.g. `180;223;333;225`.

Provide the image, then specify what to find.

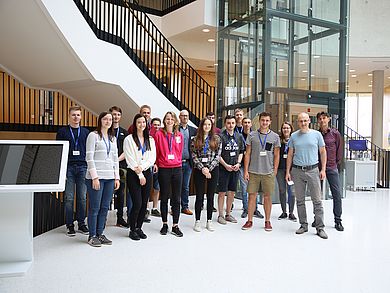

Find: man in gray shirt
285;112;328;239
243;112;280;231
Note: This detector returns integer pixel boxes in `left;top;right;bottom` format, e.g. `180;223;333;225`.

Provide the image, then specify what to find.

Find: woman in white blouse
124;114;156;240
86;111;120;247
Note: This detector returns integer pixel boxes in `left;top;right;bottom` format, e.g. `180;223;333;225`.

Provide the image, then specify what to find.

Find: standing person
56;106;89;236
285;112;328;239
124;114;156;241
242;112;280;231
239;117;264;219
206;111;221;135
128;105;152;134
85;112;120;247
276;122;297;221
154;112;184;237
149;118;162;217
179;109;197;215
109;106;129;228
317;112;344;231
191;117;222;232
217;115;245;225
234;108;244;134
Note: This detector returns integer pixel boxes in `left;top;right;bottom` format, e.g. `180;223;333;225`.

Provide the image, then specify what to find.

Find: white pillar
371;70;384;148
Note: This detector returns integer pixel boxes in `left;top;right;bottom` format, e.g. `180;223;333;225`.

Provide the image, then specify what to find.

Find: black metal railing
124;0;197;16
345;125;389;188
74;0;215;125
34;192;65;237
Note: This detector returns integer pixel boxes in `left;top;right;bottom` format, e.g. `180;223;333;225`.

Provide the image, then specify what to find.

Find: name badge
230;151;236;157
168;154;175;160
175;136;181;143
201;157;208;163
260;151;267;156
73;151;80;156
283;154;288;159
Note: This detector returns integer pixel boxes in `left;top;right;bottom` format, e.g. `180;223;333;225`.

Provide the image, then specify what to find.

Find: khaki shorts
247;172;275;194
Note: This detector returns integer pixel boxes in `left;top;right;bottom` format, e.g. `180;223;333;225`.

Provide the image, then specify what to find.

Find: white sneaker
206;220;215;232
193;220;201;232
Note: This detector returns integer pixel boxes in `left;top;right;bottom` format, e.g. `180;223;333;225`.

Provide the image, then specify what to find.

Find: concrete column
371;70;384;148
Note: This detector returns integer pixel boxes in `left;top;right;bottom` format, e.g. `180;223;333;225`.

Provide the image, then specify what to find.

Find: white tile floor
1;189;390;293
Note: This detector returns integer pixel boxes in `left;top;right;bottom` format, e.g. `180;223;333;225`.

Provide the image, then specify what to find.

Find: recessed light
368;73;373;76
278;68;284;72
234;62;239;65
369;84;372;87
214;63;218;66
346;63;349;66
387;76;390;79
351;74;357;78
349;69;356;72
164;57;168;60
313;55;320;59
160;63;166;66
301;78;306;81
302;70;308;73
299;61;305;65
256;69;261;72
202;28;210;33
336;80;339;83
208;39;215;42
311;74;315;77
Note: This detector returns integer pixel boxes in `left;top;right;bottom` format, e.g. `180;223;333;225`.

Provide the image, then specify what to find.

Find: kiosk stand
0;140;69;277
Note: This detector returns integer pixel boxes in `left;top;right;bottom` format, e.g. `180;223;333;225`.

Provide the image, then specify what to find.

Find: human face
317;114;330;130
203;119;212;134
69;110;82;126
136;117;146;132
140;107;151;121
225;118;236;133
179;111;189;125
152;120;161;131
297;113;310;131
207;114;215;124
282;123;292;138
243;118;252;131
259;115;271;131
164;113;175;130
101;114;113;130
235;111;243;125
111;110;121;124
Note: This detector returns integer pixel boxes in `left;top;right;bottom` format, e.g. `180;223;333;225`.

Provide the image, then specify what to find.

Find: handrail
74;0;216;125
344;124;389;188
125;0;197;16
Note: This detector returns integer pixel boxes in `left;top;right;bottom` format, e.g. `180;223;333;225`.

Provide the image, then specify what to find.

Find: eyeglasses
298;119;310;123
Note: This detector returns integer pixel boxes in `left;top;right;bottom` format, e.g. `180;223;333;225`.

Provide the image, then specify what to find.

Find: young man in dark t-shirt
56;106;89;237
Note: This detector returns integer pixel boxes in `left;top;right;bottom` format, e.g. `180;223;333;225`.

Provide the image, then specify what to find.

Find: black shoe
116;217;129;228
288;213;297;222
66;225;76;237
77;224;89;235
254;210;264;219
151;209;161;217
129;230;140;241
143;217;151;223
136;228;147;239
171;226;183;237
311;221;316;227
278;213;288;220
213;207;217;212
160;224;168;235
98;234;112;245
335;222;344;231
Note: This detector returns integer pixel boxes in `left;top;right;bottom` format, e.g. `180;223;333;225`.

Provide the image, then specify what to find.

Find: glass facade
216;0;348;135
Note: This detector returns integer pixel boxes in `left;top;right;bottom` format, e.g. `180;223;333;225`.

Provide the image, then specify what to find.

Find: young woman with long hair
124;114;156;241
85;111;120;247
277;121;297;221
154;111;184;237
191;117;222;232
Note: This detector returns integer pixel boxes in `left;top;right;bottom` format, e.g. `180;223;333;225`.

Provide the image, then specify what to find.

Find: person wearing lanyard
217;115;245;225
124;114;156;240
154;111;184;237
243;112;280;231
234;108;244;134
191;117;222;232
85;112;120;247
276;122;297;221
109;106;130;228
56;106;90;237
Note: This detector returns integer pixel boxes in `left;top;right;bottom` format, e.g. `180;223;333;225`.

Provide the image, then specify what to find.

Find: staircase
344;125;390;188
125;0;197;16
74;0;215;125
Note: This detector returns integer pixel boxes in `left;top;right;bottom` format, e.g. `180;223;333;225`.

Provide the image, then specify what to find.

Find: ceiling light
301;78;306;81
369;84;372;87
257;69;261;72
202;28;210;33
387;76;390;79
234;62;239;65
214;63;218;66
311;74;315;77
208;38;215;42
349;69;356;72
302;70;308;73
278;68;284;72
346;63;349;66
313;55;320;59
160;63;166;66
299;61;305;65
368;73;373;76
336;80;339;83
351;74;357;78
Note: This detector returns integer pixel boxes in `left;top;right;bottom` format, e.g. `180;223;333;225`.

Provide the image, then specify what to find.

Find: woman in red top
154;111;184;237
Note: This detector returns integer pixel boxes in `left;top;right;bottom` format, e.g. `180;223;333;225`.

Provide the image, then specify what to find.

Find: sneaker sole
171;232;183;237
265;228;272;232
88;242;101;247
241;226;252;230
66;233;76;237
77;230;89;235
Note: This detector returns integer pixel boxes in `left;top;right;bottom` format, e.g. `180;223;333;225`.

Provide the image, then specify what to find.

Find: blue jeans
64;164;87;227
239;166;259;211
86;179;115;237
325;168;343;223
181;161;192;210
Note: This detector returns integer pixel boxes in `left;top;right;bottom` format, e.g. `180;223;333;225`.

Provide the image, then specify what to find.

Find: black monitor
348;139;367;151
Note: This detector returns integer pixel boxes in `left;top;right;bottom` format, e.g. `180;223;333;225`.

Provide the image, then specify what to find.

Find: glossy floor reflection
1;189;389;293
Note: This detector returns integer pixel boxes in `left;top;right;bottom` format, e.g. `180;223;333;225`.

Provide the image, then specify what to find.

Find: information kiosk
0;140;69;277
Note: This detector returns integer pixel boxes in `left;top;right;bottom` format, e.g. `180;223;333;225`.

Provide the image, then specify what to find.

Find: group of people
57;104;344;247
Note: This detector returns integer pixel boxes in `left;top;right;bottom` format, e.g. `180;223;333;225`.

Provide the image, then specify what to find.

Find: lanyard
258;130;269;150
284;139;289;154
203;136;209;155
235;126;243;134
69;126;80;150
166;134;174;153
102;136;111;157
141;142;146;155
